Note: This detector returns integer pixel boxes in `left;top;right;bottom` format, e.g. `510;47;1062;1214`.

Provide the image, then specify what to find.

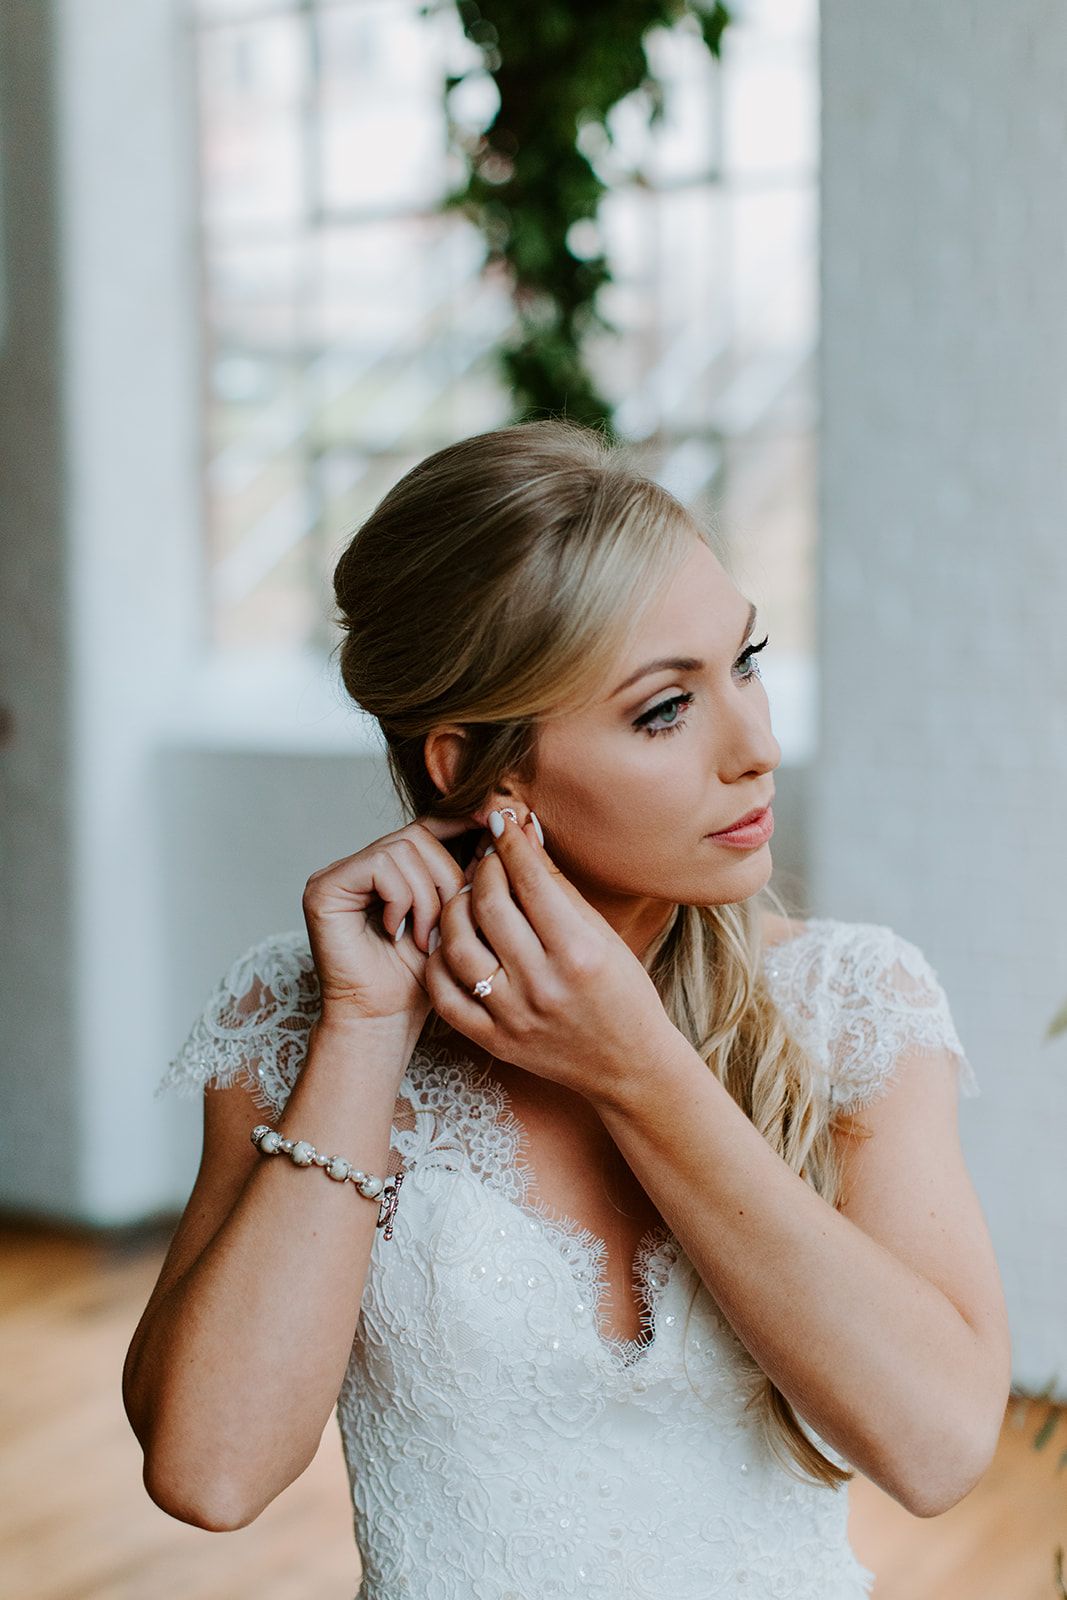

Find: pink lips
708;805;774;848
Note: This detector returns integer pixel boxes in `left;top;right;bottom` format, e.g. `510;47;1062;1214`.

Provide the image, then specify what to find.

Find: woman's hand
424;809;679;1104
302;812;481;1032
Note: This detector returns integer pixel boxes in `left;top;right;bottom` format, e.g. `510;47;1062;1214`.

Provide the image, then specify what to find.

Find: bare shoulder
760;910;810;949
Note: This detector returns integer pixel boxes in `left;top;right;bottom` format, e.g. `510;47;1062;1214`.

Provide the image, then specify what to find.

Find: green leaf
436;0;734;419
691;2;732;57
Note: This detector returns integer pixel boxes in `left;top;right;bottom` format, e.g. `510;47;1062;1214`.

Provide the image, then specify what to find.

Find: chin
710;848;774;882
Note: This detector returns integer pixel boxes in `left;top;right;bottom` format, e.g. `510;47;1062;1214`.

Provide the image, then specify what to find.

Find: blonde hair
331;417;869;1489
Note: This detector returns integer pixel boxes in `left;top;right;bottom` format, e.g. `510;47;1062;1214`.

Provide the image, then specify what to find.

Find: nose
719;689;780;781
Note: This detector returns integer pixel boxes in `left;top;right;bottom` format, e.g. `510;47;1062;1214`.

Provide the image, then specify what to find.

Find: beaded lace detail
758;917;980;1110
392;1045;681;1367
156;931;323;1117
156;917;979;1598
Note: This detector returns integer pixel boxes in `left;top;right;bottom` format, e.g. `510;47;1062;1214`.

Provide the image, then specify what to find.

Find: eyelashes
633;634;769;739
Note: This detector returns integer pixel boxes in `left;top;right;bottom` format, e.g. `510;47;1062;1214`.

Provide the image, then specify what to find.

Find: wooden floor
2;1216;1064;1600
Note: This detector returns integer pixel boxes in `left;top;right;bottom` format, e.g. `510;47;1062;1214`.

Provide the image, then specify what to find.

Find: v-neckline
404;918;824;1369
470;1056;681;1369
483;1162;682;1369
404;1040;682;1368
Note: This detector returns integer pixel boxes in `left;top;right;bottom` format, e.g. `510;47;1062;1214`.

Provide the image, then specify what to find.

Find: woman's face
479;538;782;960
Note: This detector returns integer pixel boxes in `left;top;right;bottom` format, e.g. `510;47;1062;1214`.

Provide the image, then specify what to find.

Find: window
191;0;817;752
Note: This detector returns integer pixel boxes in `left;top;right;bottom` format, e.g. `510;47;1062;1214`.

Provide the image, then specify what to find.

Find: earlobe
472;801;517;830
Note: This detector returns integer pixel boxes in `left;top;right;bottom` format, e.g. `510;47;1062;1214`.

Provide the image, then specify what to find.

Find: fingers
353;848;431;947
304;813;478;960
382;838;450;952
419;914;495;1049
435;892;514;993
472;810;580;954
392;817;474;920
438;848;546;983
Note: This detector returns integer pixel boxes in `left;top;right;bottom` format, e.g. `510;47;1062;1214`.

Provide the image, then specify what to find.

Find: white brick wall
816;3;1067;1393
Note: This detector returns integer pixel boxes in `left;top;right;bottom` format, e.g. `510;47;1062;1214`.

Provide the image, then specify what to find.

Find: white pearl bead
359;1175;385;1198
258;1129;281;1153
327;1157;350;1181
290;1140;315;1165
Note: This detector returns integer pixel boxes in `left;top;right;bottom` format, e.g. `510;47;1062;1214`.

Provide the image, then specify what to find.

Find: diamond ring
472;964;502;999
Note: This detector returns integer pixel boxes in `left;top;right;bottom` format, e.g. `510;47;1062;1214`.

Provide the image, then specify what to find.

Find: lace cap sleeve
824;922;981;1113
154;929;321;1117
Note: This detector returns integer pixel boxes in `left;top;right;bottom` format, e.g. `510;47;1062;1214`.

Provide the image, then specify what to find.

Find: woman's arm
588;1033;1011;1518
123;1012;417;1531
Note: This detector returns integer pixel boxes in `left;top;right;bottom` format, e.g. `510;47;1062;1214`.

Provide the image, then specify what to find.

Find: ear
423;729;527;832
423;726;470;801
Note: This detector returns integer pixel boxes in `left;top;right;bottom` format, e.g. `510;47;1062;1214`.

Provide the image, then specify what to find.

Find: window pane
728;188;816;373
192;0;818;672
592;184;735;437
317;3;454;212
204;235;305;345
605;19;721;186
721;29;817;177
196;14;308;230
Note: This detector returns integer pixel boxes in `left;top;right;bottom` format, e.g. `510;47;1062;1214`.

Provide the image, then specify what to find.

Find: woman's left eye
633;635;769;738
634;691;696;738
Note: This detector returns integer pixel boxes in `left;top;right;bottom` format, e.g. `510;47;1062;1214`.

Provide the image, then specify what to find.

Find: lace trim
157;918;978;1287
401;1043;681;1366
761;918;980;1111
154;930;320;1115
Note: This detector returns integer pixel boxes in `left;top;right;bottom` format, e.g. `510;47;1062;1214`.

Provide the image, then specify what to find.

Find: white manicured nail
488;809;505;837
530;811;544;846
394;915;407;942
483;844;496;856
428;927;440;953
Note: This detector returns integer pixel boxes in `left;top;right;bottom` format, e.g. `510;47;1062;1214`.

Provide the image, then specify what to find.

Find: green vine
430;0;731;436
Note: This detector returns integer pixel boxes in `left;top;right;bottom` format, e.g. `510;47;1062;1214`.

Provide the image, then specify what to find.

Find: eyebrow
609;600;758;700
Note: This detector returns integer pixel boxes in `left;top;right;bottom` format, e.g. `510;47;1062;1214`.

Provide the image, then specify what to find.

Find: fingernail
428;927;440;953
488;809;505;837
483;844;496;856
457;884;472;895
530;811;544;846
394;915;407;942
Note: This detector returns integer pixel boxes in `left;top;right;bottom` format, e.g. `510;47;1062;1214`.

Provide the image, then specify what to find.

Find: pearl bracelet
250;1125;404;1240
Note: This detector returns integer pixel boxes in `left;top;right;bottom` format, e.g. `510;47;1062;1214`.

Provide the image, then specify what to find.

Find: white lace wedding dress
156;916;980;1599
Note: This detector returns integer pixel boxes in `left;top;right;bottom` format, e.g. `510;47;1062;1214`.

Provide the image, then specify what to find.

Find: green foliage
431;0;732;436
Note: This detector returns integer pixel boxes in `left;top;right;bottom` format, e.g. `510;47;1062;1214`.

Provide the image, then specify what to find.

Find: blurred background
0;0;1064;1595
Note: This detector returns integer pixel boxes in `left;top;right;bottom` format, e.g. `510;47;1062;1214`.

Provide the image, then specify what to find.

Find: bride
124;417;1008;1598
